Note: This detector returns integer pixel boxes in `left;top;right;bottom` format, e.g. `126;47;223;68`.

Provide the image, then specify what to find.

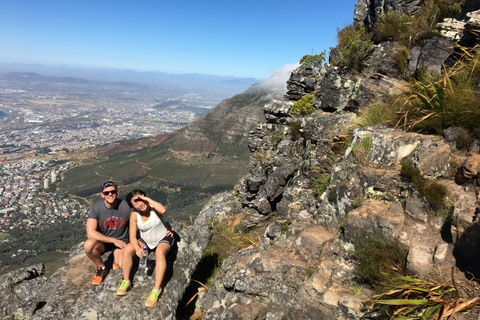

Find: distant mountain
0;63;258;94
0;72;148;89
0;72;89;84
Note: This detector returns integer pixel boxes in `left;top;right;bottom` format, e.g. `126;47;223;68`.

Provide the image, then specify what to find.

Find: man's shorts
139;234;175;253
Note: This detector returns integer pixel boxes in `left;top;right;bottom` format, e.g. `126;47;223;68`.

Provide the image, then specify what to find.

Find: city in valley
0;70;251;267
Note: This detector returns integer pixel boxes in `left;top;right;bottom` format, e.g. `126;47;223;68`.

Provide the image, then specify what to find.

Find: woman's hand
135;247;144;259
133;194;149;203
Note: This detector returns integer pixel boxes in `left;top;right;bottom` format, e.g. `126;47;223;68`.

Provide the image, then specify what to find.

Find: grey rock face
314;64;360;113
363;42;403;77
194;192;243;226
407;38;454;76
285;64;318;101
346;125;451;178
0;264;46;319
199;221;341;320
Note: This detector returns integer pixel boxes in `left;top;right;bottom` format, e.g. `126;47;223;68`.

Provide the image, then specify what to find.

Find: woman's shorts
139;234;175;253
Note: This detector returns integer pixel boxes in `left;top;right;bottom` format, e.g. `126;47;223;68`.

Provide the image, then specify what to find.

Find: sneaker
116;279;131;296
145;289;161;307
112;263;120;271
91;267;108;285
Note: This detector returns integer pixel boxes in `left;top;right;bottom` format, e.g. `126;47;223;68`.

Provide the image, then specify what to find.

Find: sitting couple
84;181;174;308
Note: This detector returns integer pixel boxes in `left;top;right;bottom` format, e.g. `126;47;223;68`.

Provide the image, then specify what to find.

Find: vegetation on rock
334;22;374;71
400;157;448;208
292;93;315;116
299;51;326;68
352;229;407;286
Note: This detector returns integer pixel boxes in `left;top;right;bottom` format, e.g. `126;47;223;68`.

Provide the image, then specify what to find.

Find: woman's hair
126;189;146;208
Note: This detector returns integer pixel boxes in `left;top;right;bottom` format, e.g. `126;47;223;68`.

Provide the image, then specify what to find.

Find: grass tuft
352;229;407;286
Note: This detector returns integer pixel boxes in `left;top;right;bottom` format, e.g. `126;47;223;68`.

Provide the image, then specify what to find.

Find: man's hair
102;181;117;191
126;189;146;208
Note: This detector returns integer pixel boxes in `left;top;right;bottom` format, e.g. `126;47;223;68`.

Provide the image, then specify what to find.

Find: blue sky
0;0;358;80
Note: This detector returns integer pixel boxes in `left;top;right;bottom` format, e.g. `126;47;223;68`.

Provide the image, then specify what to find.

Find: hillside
57;84;273;221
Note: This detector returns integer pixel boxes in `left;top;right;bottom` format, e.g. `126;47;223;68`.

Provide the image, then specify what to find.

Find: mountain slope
58;83;271;221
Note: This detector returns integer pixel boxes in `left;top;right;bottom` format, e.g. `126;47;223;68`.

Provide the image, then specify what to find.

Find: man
84;181;131;285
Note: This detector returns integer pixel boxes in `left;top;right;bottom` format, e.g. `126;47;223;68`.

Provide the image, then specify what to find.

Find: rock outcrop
4;225;212;320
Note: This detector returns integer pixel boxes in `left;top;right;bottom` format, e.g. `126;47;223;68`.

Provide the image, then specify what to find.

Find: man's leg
113;245;125;270
84;238;106;268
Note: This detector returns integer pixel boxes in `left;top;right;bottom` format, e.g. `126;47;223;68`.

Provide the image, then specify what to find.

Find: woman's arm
128;211;140;251
136;194;166;216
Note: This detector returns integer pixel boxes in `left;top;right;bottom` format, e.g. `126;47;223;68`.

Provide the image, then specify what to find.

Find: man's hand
113;239;126;249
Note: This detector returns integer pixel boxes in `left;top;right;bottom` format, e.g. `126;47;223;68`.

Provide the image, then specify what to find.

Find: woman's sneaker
91;267;108;285
145;289;162;307
116;279;131;296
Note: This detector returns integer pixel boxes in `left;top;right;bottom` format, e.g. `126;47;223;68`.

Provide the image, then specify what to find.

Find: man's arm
86;218;126;249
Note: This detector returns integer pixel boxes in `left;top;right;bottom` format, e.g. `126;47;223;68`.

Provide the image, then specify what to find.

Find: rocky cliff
5;0;480;319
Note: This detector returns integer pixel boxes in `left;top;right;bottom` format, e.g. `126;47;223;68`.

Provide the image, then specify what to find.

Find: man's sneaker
145;289;161;307
116;279;131;296
112;263;120;271
91;267;108;285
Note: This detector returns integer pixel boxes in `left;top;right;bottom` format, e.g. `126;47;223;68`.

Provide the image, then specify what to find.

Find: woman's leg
153;243;171;291
121;242;139;281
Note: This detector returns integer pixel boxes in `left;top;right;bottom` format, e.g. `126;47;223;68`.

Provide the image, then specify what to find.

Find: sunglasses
102;190;117;196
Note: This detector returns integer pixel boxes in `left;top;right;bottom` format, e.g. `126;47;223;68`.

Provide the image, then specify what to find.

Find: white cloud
254;63;300;99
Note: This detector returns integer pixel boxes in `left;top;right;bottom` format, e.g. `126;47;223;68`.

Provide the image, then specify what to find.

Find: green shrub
271;130;284;149
373;12;416;47
353;101;395;128
352;197;363;208
275;219;292;232
313;174;331;198
305;266;315;277
335;22;374;71
352;135;372;166
400;158;448;208
300;51;326;68
327;186;338;203
352;229;407;286
287;120;303;140
292;94;315;116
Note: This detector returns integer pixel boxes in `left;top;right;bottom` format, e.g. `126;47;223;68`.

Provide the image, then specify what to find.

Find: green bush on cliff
335;22;374;72
352;135;372;166
292;93;315;116
352;229;407;286
313;174;331;198
400;157;447;208
299;51;326;68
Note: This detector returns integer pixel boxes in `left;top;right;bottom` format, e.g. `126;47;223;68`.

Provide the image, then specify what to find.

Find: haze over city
0;0;358;80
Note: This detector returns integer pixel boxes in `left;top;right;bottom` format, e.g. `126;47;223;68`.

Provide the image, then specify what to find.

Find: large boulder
7;226;212;320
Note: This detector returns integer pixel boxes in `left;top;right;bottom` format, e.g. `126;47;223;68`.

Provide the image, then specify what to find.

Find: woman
116;189;174;308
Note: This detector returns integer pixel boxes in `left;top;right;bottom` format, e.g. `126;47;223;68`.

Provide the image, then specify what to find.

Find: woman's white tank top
136;208;167;249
